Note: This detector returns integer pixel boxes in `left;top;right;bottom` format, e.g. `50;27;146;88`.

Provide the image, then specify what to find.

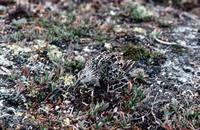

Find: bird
75;52;134;92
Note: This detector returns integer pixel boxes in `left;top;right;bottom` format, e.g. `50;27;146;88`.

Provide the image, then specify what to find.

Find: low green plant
123;45;163;61
11;18;27;30
65;60;84;72
89;101;109;117
9;31;25;42
123;45;151;61
131;5;153;22
128;86;145;110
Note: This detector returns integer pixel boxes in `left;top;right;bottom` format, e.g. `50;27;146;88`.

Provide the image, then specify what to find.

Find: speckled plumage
76;52;133;91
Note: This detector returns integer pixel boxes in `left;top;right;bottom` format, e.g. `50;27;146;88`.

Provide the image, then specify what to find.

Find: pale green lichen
8;44;32;55
59;73;76;86
47;45;63;63
133;27;146;34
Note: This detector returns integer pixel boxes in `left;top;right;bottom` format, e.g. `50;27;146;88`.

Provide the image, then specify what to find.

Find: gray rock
0;5;6;14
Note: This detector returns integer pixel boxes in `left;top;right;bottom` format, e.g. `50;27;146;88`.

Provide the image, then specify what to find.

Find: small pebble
104;43;112;50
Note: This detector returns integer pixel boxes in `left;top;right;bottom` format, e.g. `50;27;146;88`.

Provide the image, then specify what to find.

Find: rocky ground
0;0;200;129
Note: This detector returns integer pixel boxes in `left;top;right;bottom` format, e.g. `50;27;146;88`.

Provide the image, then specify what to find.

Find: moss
130;5;153;22
123;45;152;61
122;45;163;61
65;60;84;72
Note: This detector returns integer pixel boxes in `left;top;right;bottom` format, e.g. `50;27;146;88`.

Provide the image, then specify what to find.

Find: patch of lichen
122;45;162;61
